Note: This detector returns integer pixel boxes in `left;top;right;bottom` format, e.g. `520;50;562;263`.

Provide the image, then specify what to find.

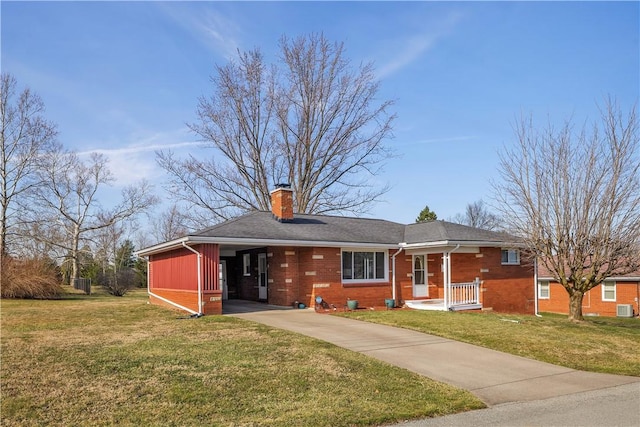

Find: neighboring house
537;266;640;318
136;185;534;316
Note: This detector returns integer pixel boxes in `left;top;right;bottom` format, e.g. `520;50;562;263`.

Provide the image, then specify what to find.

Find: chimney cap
275;183;291;189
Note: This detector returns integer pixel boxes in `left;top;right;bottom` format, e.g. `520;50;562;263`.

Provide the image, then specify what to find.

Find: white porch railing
448;279;480;307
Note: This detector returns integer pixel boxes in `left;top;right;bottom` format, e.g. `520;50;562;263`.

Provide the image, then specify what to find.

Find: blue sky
2;1;638;226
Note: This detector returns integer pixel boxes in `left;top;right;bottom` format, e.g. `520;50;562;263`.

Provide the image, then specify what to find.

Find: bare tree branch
158;33;395;223
449;200;502;231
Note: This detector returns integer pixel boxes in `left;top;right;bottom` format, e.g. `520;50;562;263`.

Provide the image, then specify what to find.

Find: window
342;250;387;283
538;280;550;299
501;249;520;265
601;281;616;302
243;253;251;276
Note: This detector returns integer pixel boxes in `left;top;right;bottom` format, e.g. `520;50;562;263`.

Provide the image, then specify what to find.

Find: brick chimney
270;183;294;221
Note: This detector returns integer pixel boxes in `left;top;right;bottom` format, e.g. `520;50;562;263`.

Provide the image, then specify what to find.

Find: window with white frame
601;280;616;302
501;249;520;265
538;280;550;299
342;250;387;283
243;253;251;276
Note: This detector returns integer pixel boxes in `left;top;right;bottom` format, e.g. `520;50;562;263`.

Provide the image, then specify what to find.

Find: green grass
338;309;640;376
1;289;483;426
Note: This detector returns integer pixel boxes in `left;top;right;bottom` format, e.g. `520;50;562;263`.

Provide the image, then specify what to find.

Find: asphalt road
396;382;640;427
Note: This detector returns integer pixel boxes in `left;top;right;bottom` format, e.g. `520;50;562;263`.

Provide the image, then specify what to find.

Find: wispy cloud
376;10;465;79
77;130;205;187
376;35;438;79
396;136;476;147
78;140;201;157
157;3;242;60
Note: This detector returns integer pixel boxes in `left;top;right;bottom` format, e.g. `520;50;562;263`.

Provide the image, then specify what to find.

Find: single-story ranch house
136;185;535;316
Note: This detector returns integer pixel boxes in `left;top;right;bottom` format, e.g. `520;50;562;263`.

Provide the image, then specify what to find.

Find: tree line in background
415;200;501;231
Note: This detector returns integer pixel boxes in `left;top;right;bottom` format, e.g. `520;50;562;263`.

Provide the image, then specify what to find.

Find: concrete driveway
224;300;639;407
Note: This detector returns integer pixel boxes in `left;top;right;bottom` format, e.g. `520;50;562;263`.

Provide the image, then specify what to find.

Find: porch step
405;300;482;312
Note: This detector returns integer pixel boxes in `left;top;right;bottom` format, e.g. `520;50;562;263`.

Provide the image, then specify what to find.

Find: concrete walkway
224;301;639;407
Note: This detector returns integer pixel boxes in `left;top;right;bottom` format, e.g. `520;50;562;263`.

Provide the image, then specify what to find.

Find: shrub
99;269;137;296
1;257;62;299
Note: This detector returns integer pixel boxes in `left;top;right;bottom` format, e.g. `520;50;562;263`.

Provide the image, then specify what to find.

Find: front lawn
1;290;483;426
339;309;640;376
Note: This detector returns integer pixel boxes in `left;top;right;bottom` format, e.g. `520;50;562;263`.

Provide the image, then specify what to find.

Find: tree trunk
70;225;80;286
568;291;585;322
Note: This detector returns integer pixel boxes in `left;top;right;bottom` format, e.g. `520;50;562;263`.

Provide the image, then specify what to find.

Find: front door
413;255;428;298
258;253;268;300
219;260;228;300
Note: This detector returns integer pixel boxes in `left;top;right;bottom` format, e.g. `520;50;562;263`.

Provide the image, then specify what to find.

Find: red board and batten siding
148;244;223;315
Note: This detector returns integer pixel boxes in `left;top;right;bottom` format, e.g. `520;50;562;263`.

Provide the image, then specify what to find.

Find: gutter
391;246;404;305
182;242;203;316
534;257;542;317
136;236;399;257
401;240;527;250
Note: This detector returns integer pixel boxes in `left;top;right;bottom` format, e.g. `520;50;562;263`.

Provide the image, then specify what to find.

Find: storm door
258;253;268;300
412;255;428;298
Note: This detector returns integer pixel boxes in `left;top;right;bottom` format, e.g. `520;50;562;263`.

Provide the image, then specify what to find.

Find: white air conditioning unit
616;304;633;318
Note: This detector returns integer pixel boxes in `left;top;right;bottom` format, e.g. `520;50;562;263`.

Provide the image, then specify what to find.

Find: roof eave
137;235;401;256
401;240;526;250
134;237;190;257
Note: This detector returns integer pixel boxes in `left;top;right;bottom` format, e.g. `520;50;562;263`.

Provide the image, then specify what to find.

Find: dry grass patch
1;289;483;426
339;309;640;376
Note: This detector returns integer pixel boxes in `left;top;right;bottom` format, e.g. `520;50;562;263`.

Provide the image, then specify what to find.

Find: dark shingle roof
192;211;406;245
190;212;517;246
404;220;518;245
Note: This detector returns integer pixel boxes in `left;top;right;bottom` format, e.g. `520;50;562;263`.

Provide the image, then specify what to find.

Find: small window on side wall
243;253;251;276
538;280;550;299
501;249;520;265
601;281;616;302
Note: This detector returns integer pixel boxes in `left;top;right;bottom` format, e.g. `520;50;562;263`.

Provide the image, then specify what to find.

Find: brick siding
539;280;640;317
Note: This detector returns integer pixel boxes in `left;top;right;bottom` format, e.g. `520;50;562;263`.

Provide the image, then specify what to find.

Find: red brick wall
270;188;293;220
539;281;640;317
268;246;301;307
478;248;535;314
417;248;534;314
150;288;198;313
149;289;223;315
264;246;401;309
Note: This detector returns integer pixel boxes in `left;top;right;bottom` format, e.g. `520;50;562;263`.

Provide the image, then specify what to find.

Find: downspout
146;256;199;316
391;246;404;304
534;257;542;317
182;242;203;316
444;244;461;310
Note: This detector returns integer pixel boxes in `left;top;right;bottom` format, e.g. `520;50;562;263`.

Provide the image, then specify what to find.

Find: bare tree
450;200;501;231
493;99;640;321
158;33;395;224
0;73;58;257
32;150;158;284
150;204;190;244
